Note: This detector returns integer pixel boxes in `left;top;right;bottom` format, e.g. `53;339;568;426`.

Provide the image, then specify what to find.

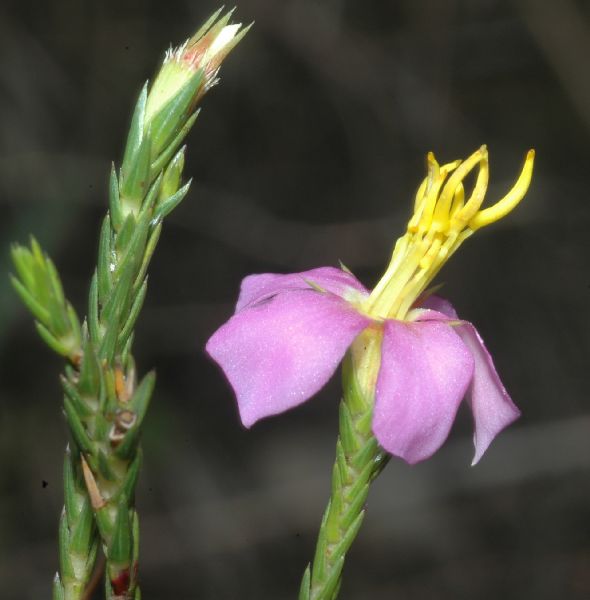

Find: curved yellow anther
468;149;535;231
409;153;441;232
434;146;487;231
451;149;489;230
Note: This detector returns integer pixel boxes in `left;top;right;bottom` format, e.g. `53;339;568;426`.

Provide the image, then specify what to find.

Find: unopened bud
145;10;249;135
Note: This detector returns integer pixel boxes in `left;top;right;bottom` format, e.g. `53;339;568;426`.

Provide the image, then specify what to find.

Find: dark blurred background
1;0;590;598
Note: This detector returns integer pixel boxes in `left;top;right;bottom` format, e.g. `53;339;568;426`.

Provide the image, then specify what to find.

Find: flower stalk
11;10;248;599
299;332;388;600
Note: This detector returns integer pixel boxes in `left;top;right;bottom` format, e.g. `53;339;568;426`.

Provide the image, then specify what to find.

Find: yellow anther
450;150;489;230
409;154;442;233
436;146;487;231
468;149;535;231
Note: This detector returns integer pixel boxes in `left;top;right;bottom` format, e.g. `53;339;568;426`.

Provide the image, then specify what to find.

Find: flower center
363;146;534;321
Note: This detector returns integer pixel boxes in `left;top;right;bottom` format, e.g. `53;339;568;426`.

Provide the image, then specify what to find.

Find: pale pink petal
419;295;458;318
372;319;474;464
455;323;520;465
235;267;369;312
206;290;370;427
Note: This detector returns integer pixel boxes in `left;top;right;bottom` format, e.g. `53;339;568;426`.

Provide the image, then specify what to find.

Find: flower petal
455;323;520;465
372;319;474;464
206;289;371;427
235;267;369;312
419;294;458;318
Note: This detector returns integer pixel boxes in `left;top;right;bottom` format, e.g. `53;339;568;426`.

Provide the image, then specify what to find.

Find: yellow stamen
469;149;535;230
363;147;534;321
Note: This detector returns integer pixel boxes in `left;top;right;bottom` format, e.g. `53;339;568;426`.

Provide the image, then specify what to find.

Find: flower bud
145;9;249;154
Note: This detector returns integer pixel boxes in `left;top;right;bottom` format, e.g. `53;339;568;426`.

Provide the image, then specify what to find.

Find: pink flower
206;267;519;465
206;147;534;465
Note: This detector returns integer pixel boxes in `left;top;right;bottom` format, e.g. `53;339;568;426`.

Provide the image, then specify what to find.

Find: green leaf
120;129;153;216
347;457;374;501
335;440;348;488
52;573;65;600
121;333;135;368
160;145;185;200
340;485;368;532
132;223;161;292
70;496;95;556
298;565;311;600
10;245;36;290
35;322;71;357
98;319;120;364
121;83;148;179
311;503;331;584
66;304;82;352
338;402;357;454
115;372;155;459
115;214;136;255
88;272;101;344
97;450;118;482
61;376;93;419
109;163;123;231
139;170;163;214
332;511;365;562
101;213;150;339
116;211;151;282
109;496;132;565
118;279;147;350
318;556;345;600
150;110;199;177
98;215;114;302
119;449;143;502
10;275;51;324
63;447;80;528
350;437;379;472
45;253;66;309
58;509;74;580
78;337;102;399
63;396;93;454
131;510;140;570
154;179;192;221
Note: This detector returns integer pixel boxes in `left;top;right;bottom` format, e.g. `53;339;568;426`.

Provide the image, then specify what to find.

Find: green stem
10;12;247;598
299;348;389;600
52;446;99;600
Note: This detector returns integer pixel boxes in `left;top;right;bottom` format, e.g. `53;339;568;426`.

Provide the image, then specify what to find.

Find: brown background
1;0;590;598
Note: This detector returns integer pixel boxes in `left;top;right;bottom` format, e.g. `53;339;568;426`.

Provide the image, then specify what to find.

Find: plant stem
11;11;248;598
299;331;389;600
